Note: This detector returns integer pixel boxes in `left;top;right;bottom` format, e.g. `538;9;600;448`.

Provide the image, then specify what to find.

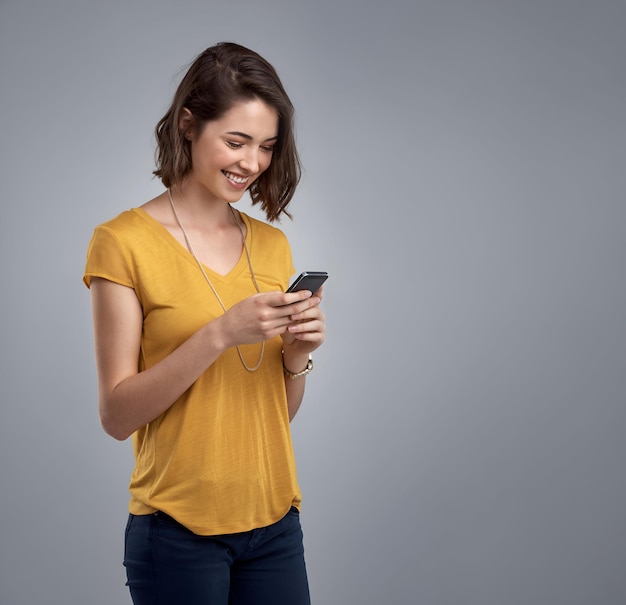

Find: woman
83;42;325;604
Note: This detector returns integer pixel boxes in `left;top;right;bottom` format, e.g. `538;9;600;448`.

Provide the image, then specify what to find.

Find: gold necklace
167;188;265;372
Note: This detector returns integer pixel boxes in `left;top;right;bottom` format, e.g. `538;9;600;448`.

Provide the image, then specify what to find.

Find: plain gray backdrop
1;1;625;604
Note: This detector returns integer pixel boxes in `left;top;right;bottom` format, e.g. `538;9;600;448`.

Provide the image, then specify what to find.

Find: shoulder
87;209;157;266
91;209;154;247
96;208;145;234
239;213;294;283
242;212;289;244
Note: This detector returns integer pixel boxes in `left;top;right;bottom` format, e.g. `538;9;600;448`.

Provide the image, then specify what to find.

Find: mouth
222;170;250;186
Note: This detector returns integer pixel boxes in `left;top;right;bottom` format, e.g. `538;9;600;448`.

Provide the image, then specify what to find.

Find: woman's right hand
215;289;320;348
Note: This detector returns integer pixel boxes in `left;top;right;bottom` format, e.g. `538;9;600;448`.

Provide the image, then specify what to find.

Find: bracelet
282;353;314;380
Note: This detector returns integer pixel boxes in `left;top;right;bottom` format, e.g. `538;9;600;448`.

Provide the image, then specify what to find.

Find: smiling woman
153;42;301;221
82;42;325;605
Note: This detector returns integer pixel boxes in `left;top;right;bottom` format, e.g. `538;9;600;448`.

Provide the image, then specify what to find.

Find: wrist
282;350;313;379
203;317;229;355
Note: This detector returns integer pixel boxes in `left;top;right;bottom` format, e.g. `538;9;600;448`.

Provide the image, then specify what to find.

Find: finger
290;329;326;346
290;303;323;321
312;285;324;300
287;316;325;335
265;289;312;308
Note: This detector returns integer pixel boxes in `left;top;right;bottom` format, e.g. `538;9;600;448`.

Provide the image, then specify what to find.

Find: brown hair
153;42;301;221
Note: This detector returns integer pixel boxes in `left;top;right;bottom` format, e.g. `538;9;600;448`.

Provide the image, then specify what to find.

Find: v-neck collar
131;206;253;284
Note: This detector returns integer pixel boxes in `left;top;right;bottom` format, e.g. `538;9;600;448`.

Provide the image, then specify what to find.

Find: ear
179;108;194;140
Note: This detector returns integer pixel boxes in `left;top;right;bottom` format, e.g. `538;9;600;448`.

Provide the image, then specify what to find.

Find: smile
222;171;250;185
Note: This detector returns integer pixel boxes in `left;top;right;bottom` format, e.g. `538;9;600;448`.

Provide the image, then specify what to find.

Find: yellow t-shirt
83;207;300;535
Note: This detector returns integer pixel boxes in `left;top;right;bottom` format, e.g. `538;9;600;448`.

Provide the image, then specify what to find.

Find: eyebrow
226;131;279;143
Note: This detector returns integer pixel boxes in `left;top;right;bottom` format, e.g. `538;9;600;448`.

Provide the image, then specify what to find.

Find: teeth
223;171;249;184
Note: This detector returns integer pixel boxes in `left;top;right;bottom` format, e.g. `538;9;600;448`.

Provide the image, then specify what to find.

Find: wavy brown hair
153;42;301;222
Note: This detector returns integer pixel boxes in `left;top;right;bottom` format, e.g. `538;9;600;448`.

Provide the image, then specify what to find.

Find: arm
90;277;229;440
90;277;317;440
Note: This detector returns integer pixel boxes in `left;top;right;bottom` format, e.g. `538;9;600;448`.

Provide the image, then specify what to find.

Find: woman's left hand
281;287;325;420
280;286;326;356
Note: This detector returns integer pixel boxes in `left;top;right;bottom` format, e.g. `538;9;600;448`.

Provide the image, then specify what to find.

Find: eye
226;141;243;149
260;145;275;153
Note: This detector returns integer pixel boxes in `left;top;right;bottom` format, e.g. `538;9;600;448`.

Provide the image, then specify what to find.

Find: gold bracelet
282;353;314;380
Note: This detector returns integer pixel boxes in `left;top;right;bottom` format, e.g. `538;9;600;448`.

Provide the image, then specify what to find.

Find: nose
239;148;259;174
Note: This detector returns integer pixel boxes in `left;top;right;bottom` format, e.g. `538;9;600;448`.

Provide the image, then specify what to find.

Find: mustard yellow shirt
84;207;300;535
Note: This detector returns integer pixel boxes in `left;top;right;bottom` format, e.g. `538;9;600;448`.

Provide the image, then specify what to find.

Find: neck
169;184;235;229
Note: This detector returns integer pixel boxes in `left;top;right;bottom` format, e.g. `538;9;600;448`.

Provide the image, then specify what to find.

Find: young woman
83;42;325;605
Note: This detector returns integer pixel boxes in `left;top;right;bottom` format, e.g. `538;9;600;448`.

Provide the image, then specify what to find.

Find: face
184;98;279;204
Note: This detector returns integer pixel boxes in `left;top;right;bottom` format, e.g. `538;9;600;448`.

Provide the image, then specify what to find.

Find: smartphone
286;271;328;293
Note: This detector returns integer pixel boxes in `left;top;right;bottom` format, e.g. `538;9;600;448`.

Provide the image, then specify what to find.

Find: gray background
1;1;624;604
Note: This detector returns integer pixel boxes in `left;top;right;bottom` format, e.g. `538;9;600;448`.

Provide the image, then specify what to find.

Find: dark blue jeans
124;507;311;605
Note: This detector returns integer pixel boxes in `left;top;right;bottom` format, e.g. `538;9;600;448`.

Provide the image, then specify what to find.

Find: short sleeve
83;225;134;289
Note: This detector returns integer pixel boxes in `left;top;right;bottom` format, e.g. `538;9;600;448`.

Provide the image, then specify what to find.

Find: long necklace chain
167;188;265;372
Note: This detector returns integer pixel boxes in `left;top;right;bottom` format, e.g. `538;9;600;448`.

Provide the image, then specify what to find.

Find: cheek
192;139;230;166
260;153;274;173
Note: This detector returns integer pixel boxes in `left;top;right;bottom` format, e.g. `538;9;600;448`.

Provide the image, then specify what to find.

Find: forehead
212;99;279;136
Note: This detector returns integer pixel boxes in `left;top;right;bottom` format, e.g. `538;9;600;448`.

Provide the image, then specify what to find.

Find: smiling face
183;98;279;204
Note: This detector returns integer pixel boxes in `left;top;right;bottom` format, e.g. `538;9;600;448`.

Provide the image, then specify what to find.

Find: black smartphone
286;271;328;293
